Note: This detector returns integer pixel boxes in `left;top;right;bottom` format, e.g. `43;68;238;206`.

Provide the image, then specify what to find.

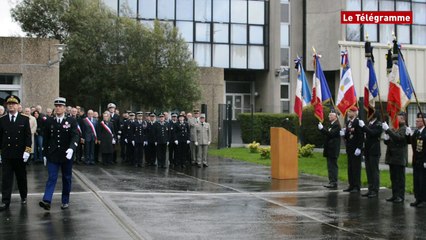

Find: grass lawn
209;147;414;194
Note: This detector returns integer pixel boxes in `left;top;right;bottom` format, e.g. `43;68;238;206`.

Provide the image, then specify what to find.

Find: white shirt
9;112;18;122
56;115;64;123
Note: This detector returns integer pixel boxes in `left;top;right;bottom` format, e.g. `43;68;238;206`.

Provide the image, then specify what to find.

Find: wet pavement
0;156;425;240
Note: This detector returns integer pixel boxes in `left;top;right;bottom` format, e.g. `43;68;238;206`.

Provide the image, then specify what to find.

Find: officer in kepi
39;97;79;211
0;95;32;211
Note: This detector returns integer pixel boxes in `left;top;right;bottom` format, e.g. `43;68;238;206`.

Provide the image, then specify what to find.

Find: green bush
259;146;271;159
238;113;299;145
300;105;331;147
298;144;315;158
247;141;260;153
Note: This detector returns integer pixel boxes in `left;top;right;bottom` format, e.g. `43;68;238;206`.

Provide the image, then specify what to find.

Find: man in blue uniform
133;111;146;167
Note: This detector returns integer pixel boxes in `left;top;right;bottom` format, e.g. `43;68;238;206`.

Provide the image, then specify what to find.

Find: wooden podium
270;127;298;180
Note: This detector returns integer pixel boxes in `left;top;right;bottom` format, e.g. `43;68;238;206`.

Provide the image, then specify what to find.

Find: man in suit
155;113;169;168
0;95;32;211
383;112;408;204
195;114;211;168
82;109;98;165
174;114;190;168
118;111;130;163
318;111;341;189
39;97;79;210
124;112;136;165
409;112;426;207
341;106;364;193
145;113;157;166
359;112;383;198
133;112;145;167
97;111;116;165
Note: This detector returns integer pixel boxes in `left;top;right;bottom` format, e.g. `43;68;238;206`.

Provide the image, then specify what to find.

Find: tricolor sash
84;117;97;141
101;121;113;137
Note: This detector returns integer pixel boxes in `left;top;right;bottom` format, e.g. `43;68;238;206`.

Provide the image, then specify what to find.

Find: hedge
300;105;331;147
238;113;299;145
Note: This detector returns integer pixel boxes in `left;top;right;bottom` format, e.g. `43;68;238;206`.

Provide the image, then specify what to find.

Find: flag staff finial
312;46;316;55
392;31;396;40
365;32;369;41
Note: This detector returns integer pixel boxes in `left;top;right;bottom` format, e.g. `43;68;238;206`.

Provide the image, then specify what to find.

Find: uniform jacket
174;121;190;143
0;113;32;159
384;124;408;166
320;120;341;158
43;116;79;163
195;122;211;145
97;120;115;154
362;119;382;156
188;117;199;141
155;121;169;144
145;121;156;143
124;120;135;142
344;118;364;153
82;117;98;142
110;113;120;137
409;127;426;167
168;121;177;142
132;120;146;143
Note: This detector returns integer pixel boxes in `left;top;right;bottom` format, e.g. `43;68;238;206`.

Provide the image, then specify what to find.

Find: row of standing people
319;105;426;208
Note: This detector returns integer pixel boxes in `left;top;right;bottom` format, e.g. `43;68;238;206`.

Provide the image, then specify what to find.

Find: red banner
341;11;412;24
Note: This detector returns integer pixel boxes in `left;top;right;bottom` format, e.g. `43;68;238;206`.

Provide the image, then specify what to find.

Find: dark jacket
344;118;364;154
168;121;177;142
81;117;98;142
409;127;426;167
384;124;408;166
320;121;341;158
174;121;190;143
132;120;146;143
0;114;32;159
145;121;156;143
43;116;79;163
155;121;169;144
97;120;115;154
362;119;382;156
124;120;135;142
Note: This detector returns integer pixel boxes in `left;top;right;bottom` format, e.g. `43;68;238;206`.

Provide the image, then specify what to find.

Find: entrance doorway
225;94;251;120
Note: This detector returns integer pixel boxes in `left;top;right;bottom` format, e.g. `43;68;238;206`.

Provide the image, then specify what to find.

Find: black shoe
410;200;422;207
349;188;360;193
0;203;10;211
39;201;51;211
61;204;69;210
368;192;378;198
197;164;202;168
361;192;371;197
393;197;404;203
343;187;353;192
21;198;27;204
203;163;208;168
323;184;337;189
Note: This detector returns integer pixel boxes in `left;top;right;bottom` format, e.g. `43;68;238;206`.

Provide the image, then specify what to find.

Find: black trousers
413;163;426;201
1;158;27;204
365;153;380;193
176;143;189;166
326;156;338;185
126;142;134;164
102;153;113;164
156;144;167;167
134;143;144;165
347;152;361;189
389;164;405;199
145;142;157;165
120;140;126;161
168;143;177;166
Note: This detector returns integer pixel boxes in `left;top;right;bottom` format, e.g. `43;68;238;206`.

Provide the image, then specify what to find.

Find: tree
11;0;201;111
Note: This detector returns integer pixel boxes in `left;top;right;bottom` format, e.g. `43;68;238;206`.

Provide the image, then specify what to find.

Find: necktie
58;118;61;123
11;115;15;123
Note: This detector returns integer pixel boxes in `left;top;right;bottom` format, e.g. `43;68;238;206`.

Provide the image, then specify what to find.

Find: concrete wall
0;37;60;109
197;67;224;144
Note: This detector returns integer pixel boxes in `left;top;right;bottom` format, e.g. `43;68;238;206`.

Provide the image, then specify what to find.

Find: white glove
384;134;390;140
117;135;121;140
382;122;389;131
318;122;323;130
155;142;158;146
354;148;361;156
65;148;74;160
358;120;365;128
174;140;178;145
195;142;199;146
208;141;211;145
43;156;47;166
340;128;345;136
186;140;190;144
23;152;30;162
112;139;116;144
132;140;135;146
143;141;148;146
423;162;426;169
167;142;169;146
406;127;412;136
125;138;128;143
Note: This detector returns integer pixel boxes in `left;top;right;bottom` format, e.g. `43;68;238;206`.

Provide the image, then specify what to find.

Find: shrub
247;141;260;153
298;144;315;158
300;105;331;147
238;113;299;145
259;146;271;159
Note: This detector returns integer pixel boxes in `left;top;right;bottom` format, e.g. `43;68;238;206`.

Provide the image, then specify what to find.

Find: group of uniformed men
319;105;426;208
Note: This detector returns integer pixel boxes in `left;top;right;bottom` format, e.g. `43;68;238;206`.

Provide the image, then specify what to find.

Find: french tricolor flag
294;56;312;125
336;50;357;117
311;53;332;123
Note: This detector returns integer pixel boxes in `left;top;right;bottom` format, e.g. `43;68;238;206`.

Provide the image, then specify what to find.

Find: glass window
194;43;211;67
280;48;289;66
140;20;154;29
379;0;394;10
226;82;251;93
214;23;229;43
379;24;394;43
364;24;378;42
158;0;175;19
363;0;378;10
396;1;410;11
347;0;361;10
104;0;118;15
280;24;289;47
176;21;193;42
139;0;156;19
397;25;410;44
195;0;212;21
280;67;290;83
231;24;247;44
213;0;230;22
187;43;194;57
281;3;289;23
249;25;263;44
413;25;426;45
413;3;426;24
231;0;247;24
120;0;137;17
231;45;247;69
280;84;289;99
248;46;264;69
176;0;193;20
213;44;230;68
280;101;290;113
249;1;265;24
0;75;21;85
196;23;211;42
346;24;360;41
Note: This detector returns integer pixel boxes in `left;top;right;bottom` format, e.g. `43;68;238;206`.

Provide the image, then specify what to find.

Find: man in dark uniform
383;112;408;203
155;113;169;168
124;112;135;165
39;97;79;210
133;111;145;167
174;114;190;168
145;113;157;166
118;110;130;163
107;103;120;163
359;111;382;198
318;111;341;189
409;112;426;207
341;106;364;193
0;95;32;211
168;113;178;168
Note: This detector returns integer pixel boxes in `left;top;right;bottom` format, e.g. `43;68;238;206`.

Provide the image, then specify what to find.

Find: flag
311;53;332;122
294;56;312;125
363;41;379;120
336;50;357;117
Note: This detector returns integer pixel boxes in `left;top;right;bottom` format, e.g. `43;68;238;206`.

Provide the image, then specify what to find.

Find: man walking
0;95;32;211
39;97;79;210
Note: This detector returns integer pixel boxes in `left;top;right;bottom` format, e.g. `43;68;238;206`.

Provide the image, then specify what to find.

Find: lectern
270;127;298;179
